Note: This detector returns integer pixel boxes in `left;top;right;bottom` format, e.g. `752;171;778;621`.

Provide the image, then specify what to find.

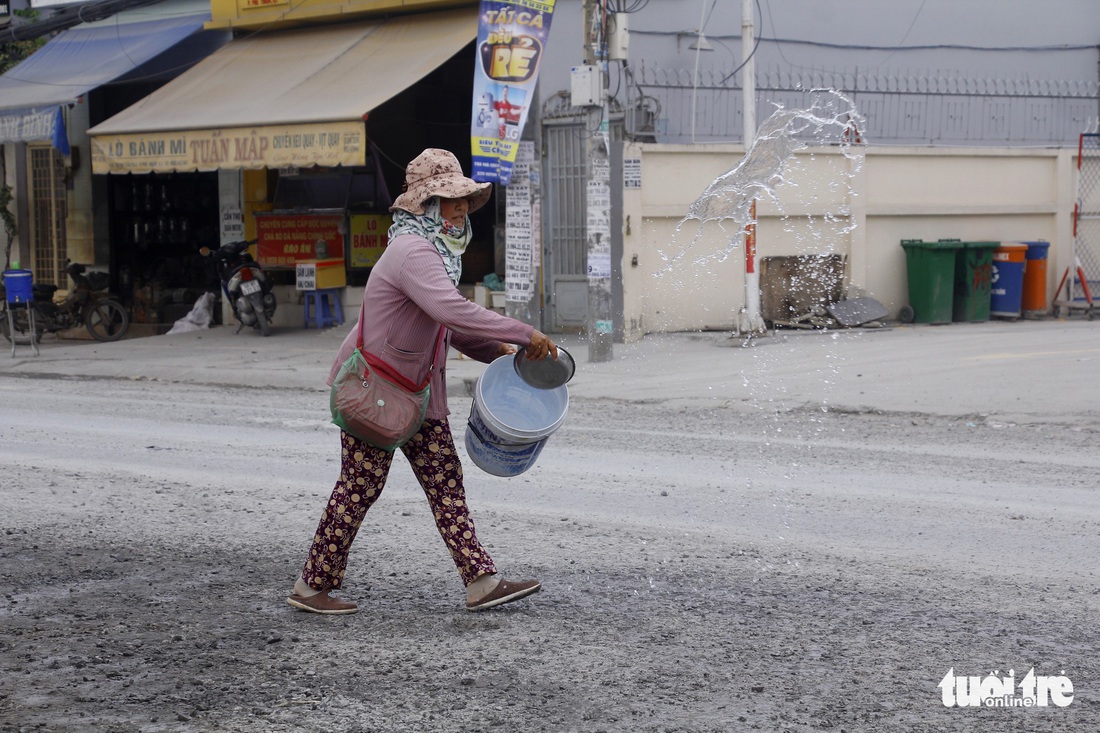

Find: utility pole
582;0;613;362
737;0;766;336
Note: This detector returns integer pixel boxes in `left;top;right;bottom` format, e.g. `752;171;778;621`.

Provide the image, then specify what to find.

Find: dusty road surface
2;342;1098;733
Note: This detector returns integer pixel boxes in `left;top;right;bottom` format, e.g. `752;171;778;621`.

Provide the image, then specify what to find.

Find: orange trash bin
1021;241;1050;317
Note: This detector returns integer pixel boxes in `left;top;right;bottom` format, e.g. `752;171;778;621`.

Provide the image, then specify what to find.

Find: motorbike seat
32;284;58;301
85;271;110;291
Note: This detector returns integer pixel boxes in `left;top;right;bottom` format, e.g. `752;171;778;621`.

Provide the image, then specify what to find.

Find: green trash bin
900;239;963;324
953;241;998;322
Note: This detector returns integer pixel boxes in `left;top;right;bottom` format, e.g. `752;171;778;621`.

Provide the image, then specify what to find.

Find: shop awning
87;8;478;174
0;13;212;150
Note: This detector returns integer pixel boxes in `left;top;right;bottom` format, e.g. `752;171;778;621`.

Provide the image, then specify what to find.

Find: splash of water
660;89;866;271
660;91;868;562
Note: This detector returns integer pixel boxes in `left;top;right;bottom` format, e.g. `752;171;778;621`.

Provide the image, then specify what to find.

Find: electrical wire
1;0;228;89
102;0;205;84
627;26;1096;54
760;0;793;68
702;0;719;29
760;0;928;74
611;0;650;13
861;0;927;70
0;0;164;43
718;0;763;85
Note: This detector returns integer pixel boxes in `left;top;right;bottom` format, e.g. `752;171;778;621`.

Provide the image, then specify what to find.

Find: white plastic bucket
466;355;569;477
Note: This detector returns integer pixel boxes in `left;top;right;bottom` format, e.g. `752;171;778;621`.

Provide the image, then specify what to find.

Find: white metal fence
1074;133;1100;280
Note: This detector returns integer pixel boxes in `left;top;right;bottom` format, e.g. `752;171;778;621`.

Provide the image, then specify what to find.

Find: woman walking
288;148;558;615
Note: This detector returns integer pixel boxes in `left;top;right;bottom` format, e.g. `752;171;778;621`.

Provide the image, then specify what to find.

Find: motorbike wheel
85;299;130;342
255;307;271;337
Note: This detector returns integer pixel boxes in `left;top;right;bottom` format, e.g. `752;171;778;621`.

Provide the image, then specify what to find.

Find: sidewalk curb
3;320;1099;426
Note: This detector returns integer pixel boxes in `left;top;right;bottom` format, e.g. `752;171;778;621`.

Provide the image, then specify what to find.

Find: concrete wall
621;142;1075;341
66;102;96;267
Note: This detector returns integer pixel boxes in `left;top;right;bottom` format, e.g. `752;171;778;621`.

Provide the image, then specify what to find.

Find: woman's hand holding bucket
525;330;558;361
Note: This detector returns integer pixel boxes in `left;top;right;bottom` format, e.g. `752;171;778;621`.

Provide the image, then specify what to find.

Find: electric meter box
570;65;601;107
608;13;629;61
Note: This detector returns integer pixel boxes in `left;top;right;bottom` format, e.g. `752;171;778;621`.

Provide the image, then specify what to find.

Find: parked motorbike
201;239;276;336
1;261;130;344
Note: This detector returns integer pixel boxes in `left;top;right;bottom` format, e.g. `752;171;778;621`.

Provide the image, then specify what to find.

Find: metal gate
28;145;68;287
1074;134;1100;280
1055;132;1100;316
541;92;622;332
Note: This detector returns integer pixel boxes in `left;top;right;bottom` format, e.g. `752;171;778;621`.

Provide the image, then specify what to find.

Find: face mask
440;218;470;254
441;218;465;238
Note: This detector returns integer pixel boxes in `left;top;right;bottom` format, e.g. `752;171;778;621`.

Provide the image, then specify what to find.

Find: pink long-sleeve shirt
328;233;535;419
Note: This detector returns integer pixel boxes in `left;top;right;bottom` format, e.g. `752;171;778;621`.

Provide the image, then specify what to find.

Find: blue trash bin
2;269;33;304
991;244;1027;318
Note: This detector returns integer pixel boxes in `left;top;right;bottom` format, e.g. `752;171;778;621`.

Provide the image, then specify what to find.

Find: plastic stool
302;288;344;329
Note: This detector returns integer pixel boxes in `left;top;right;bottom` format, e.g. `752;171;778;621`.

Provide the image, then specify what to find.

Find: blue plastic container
2;269;33;304
991;244;1027;318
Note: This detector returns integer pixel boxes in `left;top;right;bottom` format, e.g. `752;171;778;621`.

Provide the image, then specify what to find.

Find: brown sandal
466;578;541;611
286;590;358;615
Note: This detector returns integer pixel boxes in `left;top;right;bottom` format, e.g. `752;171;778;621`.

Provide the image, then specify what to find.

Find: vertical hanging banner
470;0;556;186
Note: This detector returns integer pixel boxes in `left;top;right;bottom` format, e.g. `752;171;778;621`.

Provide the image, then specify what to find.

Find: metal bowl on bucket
513;345;575;390
467;355;570;477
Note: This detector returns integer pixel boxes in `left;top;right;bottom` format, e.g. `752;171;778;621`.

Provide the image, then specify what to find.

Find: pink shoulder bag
330;304;444;452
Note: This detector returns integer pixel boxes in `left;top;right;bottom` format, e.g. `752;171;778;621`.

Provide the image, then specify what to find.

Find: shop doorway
107;171;220;330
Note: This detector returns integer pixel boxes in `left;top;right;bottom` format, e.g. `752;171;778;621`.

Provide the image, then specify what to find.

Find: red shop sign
256;213;345;268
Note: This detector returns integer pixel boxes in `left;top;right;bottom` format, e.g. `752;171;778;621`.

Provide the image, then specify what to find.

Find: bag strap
355;299;445;391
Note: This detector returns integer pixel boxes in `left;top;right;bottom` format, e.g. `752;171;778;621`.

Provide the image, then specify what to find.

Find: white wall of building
621;142;1075;341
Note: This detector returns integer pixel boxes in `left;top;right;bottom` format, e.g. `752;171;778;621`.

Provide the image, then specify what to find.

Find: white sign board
218;170;244;244
295;262;317;291
624;158;642;188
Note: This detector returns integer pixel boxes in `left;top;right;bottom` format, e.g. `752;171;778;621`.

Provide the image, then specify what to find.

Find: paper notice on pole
505;141;535;303
587;252;612;279
592;155;610;185
587;181;611;216
530;195;541;268
586;167;612;280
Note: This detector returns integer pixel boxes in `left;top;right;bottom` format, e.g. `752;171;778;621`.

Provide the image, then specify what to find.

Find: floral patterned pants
299;419;497;591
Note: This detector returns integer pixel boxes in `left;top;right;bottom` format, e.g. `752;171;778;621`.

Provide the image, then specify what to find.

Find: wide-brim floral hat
390;148;492;215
